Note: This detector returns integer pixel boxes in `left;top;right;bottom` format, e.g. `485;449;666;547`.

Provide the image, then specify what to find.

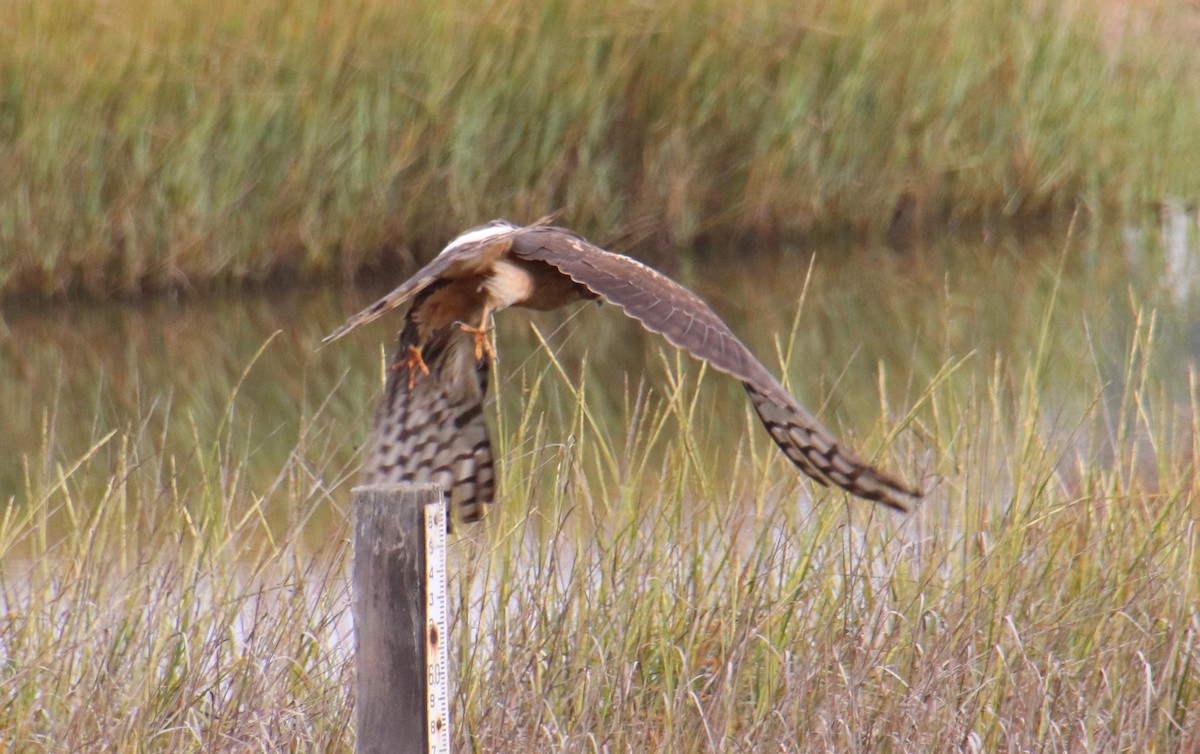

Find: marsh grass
3;247;1199;751
4;0;1200;298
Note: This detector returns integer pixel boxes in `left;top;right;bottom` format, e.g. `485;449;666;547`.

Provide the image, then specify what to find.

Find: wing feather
511;227;920;511
323;227;518;344
325;215;561;344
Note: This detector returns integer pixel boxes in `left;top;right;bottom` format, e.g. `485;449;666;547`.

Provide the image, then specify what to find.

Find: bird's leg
458;308;496;362
392;345;431;390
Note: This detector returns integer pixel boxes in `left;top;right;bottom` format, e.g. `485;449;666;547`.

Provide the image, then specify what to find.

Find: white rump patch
484;259;536;309
438;220;520;257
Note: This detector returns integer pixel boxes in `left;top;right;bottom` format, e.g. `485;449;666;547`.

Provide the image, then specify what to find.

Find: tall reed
3;260;1197;750
2;0;1198;299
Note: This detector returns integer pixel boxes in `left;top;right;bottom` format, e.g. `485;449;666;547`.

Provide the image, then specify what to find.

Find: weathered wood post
352;484;450;754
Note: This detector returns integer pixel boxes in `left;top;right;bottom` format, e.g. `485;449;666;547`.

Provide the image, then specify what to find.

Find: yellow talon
393;345;430;390
459;318;495;361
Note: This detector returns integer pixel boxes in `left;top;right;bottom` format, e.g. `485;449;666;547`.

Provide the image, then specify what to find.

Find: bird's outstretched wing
511;226;920;512
323;215;561;344
322;225;515;345
362;298;496;523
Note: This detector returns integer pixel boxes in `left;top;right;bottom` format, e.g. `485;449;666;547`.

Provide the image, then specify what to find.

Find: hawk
325;219;921;523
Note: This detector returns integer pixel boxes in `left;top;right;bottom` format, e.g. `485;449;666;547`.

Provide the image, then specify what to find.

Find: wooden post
353;484;450;754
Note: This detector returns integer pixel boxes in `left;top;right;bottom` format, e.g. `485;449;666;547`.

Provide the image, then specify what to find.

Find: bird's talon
458;322;496;361
393;345;430;390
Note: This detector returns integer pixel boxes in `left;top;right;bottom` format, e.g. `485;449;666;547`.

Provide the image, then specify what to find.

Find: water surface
3;219;1198;545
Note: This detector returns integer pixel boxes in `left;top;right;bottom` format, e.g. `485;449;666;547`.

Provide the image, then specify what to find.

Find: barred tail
363;319;495;526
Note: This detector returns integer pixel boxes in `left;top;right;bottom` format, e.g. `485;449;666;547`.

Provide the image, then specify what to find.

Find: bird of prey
325;219;921;524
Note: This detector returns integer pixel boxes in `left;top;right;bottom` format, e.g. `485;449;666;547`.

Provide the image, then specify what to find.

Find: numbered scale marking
424;501;451;754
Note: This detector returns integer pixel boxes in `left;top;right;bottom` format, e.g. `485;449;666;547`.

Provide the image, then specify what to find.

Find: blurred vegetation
2;0;1199;299
4;229;1199;749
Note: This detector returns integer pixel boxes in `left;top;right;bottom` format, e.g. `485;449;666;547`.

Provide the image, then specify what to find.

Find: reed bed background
3;240;1198;750
3;0;1199;299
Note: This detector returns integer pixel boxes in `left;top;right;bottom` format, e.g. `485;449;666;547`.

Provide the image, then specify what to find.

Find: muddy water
2;218;1198;540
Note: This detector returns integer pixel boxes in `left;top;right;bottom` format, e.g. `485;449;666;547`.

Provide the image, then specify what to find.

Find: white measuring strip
424;499;451;754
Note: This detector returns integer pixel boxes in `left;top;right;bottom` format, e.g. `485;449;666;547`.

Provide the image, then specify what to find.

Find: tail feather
363;320;495;525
